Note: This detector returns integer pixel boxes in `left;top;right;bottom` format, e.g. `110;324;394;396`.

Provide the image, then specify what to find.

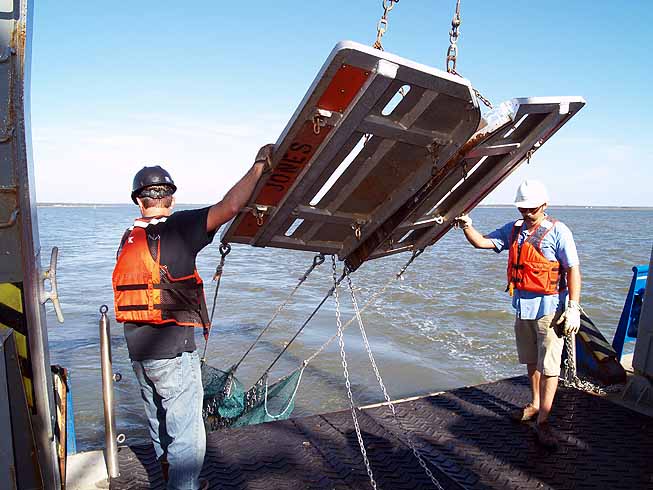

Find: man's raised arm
206;144;274;233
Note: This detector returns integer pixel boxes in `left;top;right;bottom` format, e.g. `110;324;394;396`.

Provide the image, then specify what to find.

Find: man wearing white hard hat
455;179;581;449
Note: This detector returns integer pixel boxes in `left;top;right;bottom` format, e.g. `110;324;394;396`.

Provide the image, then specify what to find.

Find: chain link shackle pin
373;0;399;51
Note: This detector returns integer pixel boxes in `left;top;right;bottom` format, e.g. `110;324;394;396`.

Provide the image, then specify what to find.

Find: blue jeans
132;351;206;490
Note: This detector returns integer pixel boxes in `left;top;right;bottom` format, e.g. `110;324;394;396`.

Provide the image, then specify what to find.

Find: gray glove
254;143;275;173
557;300;581;336
454;214;472;230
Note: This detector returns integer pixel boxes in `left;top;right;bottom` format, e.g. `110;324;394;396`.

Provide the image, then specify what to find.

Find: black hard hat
131;165;177;204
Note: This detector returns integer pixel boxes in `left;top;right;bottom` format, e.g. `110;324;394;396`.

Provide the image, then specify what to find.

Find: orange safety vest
112;219;209;327
506;218;566;296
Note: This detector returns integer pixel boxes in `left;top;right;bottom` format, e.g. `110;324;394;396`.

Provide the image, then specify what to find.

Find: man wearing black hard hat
112;144;273;490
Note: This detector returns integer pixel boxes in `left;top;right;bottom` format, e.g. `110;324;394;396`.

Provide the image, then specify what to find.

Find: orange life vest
506;218;566;296
112;219;209;327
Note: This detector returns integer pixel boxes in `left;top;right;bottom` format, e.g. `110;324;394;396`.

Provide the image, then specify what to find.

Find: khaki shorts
514;311;564;376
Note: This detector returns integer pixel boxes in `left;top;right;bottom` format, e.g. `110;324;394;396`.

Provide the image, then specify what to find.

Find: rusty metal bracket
252;205;270;226
0;207;18;229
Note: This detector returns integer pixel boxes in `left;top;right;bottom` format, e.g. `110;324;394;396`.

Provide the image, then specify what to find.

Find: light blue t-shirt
487;216;579;320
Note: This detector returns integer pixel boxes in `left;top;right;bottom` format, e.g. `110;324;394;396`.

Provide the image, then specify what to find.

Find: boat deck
111;376;653;489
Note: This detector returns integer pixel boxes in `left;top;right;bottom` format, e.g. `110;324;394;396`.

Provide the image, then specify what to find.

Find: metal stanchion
99;305;122;478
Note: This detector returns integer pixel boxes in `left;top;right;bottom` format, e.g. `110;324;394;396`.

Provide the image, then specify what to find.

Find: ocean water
39;205;653;451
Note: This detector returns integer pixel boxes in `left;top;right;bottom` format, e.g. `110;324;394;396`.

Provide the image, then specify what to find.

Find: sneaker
535;421;558;449
510;403;539;422
199;478;210;490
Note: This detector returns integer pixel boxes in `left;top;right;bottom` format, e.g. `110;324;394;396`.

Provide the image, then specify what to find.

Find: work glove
557;300;581;336
254;143;275;173
454;214;473;230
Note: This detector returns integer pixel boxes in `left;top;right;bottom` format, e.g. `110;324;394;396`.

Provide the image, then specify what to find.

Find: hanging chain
471;86;493;109
345;270;444;489
373;0;400;51
443;0;494;110
445;0;461;73
202;242;232;362
333;256;378;490
559;311;624;394
448;66;494;110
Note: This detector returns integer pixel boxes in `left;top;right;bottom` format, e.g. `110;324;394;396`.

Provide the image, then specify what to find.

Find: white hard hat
514;180;549;208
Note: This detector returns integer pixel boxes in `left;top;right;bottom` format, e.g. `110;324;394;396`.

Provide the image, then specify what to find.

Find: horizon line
35;202;653;210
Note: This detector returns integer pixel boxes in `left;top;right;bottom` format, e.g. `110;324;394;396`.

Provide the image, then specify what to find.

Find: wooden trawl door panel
357;96;586;266
220;41;480;256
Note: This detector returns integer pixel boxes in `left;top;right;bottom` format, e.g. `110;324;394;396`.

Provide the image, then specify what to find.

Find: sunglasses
518;205;541;214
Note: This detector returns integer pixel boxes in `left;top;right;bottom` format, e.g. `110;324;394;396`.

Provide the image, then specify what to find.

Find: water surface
39;205;653;450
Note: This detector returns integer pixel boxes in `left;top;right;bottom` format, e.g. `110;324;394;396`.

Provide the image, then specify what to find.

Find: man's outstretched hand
454;214;472;230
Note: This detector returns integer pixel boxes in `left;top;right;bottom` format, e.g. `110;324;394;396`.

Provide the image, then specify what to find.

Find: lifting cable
202;245;326;367
254;269;347;384
230;252;325;373
254;247;424;384
240;248;427;424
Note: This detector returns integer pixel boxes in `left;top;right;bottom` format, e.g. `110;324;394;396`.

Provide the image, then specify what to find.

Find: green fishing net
201;363;304;432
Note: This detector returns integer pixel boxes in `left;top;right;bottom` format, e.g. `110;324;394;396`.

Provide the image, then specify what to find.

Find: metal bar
99;306;119;479
294;205;366;225
267;235;341;255
359;113;452;147
466;142;520;158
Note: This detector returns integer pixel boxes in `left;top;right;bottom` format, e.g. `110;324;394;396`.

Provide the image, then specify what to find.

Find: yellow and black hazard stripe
0;282;35;411
578;313;618;362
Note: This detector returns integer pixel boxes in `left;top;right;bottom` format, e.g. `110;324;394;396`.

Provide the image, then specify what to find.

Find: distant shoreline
36;203;653;211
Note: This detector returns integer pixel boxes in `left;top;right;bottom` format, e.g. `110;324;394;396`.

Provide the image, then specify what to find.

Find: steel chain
449;67;494;109
560;316;624;394
332;256;378;490
445;0;461;73
345;270;444;490
472;87;494;109
373;0;399;51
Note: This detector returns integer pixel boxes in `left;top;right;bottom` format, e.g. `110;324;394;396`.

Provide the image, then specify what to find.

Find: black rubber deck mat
111;376;653;489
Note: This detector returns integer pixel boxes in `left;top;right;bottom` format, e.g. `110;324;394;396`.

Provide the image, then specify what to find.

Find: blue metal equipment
613;265;648;361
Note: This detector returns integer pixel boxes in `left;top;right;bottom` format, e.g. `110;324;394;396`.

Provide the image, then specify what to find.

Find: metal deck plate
112;376;652;489
221;41;481;259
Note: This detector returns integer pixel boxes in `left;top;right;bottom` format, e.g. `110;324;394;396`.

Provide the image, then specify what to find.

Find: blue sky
30;1;652;206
